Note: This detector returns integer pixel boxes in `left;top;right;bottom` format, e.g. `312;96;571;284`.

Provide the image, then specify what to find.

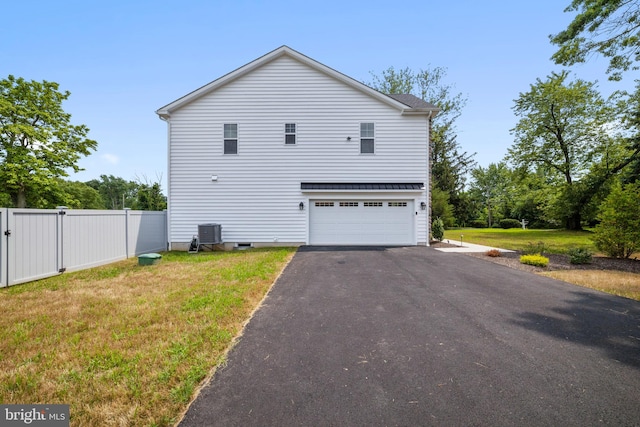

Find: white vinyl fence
0;208;167;288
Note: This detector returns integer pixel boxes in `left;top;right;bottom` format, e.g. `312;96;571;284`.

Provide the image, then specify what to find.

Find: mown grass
541;270;640;301
444;228;596;254
0;248;295;426
444;228;640;301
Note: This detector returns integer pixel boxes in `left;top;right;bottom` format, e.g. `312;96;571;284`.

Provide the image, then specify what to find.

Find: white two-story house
156;46;438;249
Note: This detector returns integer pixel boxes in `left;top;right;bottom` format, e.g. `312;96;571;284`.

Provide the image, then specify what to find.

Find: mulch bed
430;241;640;274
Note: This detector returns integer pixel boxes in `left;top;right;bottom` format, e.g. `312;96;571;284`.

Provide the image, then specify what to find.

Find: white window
388;202;408;207
224;124;238;154
339;202;359;207
285;123;296;145
315;202;334;207
360;122;374;154
364;202;383;207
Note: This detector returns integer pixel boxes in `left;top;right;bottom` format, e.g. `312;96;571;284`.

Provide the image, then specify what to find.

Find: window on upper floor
285;123;296;145
360;122;374;154
224;123;238;154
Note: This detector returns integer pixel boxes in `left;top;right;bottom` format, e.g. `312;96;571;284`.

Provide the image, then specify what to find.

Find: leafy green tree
592;181;640;258
367;66;476;221
508;71;636;229
431;187;455;228
551;0;640;81
86;175;136;209
509;167;558;228
468;162;513;227
132;175;167;211
0;75;97;207
58;180;104;209
0;190;10;207
451;191;480;228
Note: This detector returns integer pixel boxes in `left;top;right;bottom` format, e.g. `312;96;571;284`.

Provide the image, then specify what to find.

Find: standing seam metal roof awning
301;183;425;191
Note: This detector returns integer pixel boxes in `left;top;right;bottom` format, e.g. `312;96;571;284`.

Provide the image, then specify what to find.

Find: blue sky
2;0;632;190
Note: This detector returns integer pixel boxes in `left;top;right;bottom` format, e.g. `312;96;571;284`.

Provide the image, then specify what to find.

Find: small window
388;202;408;207
360;122;374;154
224;124;238;154
364;202;383;207
285;123;296;145
339;202;359;207
315;202;334;207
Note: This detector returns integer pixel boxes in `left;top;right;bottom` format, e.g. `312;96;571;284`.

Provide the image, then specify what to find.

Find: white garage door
309;200;414;245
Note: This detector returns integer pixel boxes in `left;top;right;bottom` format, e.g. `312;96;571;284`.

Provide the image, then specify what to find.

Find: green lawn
443;228;596;254
0;248;295;427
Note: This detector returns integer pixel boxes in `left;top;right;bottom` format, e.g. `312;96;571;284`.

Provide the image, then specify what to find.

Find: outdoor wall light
346;136;352;141
299;202;305;210
420;202;427;210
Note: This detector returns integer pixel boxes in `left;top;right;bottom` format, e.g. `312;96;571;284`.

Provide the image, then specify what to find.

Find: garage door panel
310;200;413;245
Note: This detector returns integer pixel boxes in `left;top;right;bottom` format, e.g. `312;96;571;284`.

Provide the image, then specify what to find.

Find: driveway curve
179;246;640;426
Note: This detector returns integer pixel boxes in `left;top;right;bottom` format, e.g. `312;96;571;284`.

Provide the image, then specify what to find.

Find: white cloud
101;153;120;165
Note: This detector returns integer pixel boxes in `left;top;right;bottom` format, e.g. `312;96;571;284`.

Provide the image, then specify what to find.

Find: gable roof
156;46;440;119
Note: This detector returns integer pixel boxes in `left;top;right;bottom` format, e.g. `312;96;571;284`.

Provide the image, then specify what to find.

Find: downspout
159;113;172;251
427;111;433;246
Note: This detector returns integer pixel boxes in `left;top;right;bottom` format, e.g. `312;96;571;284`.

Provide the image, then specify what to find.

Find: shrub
523;241;546;255
520;254;549;267
592;182;640;259
431;217;445;242
567;247;592;264
485;249;501;257
500;218;522;229
469;219;487;228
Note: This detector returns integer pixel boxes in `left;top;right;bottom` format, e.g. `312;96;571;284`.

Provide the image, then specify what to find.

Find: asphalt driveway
179;246;640;426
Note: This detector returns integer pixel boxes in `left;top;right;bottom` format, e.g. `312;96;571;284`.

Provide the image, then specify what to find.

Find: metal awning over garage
301;183;424;191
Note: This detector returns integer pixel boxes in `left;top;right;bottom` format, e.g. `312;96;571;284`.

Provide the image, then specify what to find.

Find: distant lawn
0;248;295;427
541;270;640;301
443;228;596;254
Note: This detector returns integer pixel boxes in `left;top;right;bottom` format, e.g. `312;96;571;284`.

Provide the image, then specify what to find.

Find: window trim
360;122;375;154
224;123;238;155
285;123;296;145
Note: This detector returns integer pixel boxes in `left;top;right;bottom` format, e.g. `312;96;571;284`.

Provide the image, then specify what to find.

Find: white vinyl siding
166;55;429;245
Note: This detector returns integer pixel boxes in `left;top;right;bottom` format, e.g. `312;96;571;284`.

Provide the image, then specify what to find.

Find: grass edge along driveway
443;228;640;301
0;248;295;427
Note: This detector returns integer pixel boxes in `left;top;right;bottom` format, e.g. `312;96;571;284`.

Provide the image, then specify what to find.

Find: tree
508;71;636;229
509;167;558;228
431;187;455;228
0;75;97;207
468;162;513;227
57;180;104;209
86;175;136;209
550;0;640;81
132;174;167;211
431;217;445;242
367;67;476;220
592;181;640;258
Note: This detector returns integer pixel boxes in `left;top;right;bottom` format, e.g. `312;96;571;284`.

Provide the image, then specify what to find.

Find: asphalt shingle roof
387;93;437;110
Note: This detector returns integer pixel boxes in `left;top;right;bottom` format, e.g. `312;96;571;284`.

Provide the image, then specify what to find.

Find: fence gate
6;209;63;286
0;208;167;288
